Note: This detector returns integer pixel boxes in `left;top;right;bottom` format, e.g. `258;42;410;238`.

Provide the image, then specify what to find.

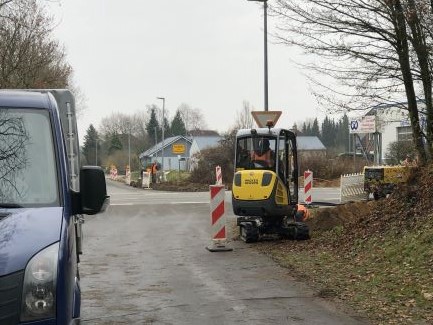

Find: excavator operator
251;138;275;168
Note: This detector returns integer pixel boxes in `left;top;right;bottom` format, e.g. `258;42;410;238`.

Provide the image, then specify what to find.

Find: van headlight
21;243;58;321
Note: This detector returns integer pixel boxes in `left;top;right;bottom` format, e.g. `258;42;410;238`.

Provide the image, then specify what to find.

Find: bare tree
99;110;151;154
99;113;136;138
0;0;13;10
132;110;151;150
404;0;433;156
232;100;254;130
67;73;87;118
0;0;72;88
177;103;207;132
272;0;433;163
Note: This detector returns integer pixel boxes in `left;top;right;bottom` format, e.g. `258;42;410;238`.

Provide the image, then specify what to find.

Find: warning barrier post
206;184;232;252
215;165;222;185
110;167;118;180
304;170;313;205
142;171;151;189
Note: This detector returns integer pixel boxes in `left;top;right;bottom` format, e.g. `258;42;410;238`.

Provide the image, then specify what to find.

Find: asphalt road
79;180;365;324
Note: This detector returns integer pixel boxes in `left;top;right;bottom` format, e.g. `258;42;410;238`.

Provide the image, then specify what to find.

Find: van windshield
0;108;59;207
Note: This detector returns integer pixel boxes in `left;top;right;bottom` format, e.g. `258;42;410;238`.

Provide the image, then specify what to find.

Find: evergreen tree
170;110;187;136
82;124;99;165
301;122;307;134
108;132;123;155
336;114;350;151
146;107;161;145
306;122;312;135
163;116;170;139
321;116;335;148
311;118;320;137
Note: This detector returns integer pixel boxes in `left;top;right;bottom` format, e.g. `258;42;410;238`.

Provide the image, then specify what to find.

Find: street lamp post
154;126;158;165
126;122;132;172
128;132;131;171
248;0;268;111
157;97;165;179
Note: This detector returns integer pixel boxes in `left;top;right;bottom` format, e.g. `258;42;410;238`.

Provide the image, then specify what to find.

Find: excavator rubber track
239;222;260;243
238;216;310;242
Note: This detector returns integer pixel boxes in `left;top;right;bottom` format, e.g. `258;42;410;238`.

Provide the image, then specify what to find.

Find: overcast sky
46;0;324;141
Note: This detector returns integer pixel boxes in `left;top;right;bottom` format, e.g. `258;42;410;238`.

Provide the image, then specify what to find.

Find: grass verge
256;214;433;325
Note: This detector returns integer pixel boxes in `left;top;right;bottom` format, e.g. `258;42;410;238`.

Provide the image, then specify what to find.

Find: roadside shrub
299;155;368;180
385;141;416;164
189;131;235;185
189;148;234;185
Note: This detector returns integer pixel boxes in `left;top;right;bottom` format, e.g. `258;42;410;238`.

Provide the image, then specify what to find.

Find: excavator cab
232;128;307;242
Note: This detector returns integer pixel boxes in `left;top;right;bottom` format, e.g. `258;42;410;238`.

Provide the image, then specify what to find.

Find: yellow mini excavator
232;126;310;242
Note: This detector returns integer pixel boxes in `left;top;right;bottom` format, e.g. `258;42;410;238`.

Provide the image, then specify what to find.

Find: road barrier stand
340;172;365;203
110;168;118;180
304;170;313;205
142;171;151;189
215;165;222;185
125;170;131;185
206;185;232;252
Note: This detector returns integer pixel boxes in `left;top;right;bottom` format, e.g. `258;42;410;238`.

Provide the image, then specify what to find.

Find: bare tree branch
272;0;433;162
0;0;72;89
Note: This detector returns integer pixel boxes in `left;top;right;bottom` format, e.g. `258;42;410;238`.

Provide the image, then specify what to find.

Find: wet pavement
79;180;367;324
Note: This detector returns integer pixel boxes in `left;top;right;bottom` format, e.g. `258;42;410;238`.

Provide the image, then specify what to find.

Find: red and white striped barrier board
304;170;313;205
215;165;222;185
206;185;232;252
110;168;118;180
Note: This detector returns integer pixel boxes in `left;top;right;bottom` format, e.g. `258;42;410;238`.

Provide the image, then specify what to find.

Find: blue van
0;90;109;324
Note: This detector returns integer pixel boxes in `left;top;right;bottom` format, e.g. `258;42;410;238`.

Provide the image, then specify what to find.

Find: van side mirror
80;166;109;215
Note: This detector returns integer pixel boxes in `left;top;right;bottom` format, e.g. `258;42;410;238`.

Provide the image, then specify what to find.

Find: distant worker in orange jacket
251;138;274;167
151;162;158;183
402;154;418;167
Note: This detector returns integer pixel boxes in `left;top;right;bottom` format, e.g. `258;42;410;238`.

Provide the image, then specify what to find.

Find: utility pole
248;0;269;111
157;97;165;179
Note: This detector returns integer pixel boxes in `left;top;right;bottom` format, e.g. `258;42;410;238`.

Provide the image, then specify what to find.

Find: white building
365;101;426;163
189;135;223;171
138;132;222;171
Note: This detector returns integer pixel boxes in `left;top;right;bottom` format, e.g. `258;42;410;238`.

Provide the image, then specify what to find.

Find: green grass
258;217;433;324
165;170;191;182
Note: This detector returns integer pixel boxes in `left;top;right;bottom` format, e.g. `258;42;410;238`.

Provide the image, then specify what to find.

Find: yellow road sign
172;144;186;154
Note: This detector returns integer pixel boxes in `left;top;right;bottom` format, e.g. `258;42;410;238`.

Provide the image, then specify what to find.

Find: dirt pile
308;164;433;243
256;165;433;324
307;201;375;232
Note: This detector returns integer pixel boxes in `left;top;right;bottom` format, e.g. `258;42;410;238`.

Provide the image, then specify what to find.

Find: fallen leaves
256;165;433;324
422;292;433;301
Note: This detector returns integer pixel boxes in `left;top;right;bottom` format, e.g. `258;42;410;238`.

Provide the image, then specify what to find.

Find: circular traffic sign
350;121;359;130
